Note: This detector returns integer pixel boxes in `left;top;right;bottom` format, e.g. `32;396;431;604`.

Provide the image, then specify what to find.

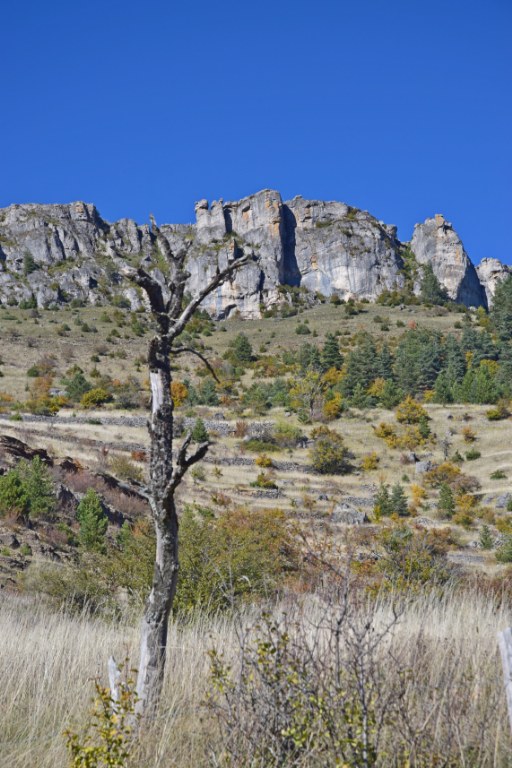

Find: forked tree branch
171;253;252;339
166;433;210;496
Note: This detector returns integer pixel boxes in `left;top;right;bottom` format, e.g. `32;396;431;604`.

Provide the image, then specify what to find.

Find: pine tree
433;371;454;404
19;456;55;519
191;417;209;443
420;264;449;305
77;489;107;552
479;524;493;550
321;333;343;371
378;343;394;380
437;483;455;519
374;483;392;518
491;274;512;341
228;333;253;363
444;334;466;382
390;482;409;517
341;333;378;396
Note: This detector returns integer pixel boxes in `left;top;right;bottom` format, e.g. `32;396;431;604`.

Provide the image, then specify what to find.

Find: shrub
80;387;112;409
273;421;304;448
490;470;507;480
461;426;477;443
65;667;137;768
109;455;144;483
496;537;512;563
395;396;429;425
77;489;108;553
465;449;481;461
309;427;350;475
486;400;510;421
255;454;273;468
361;451;379;471
251;472;278;489
175;506;296;612
377;526;453;589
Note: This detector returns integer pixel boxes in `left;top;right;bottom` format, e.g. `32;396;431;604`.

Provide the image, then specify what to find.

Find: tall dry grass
1;589;511;767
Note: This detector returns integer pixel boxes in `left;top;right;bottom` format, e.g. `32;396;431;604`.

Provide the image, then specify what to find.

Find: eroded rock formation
0;191;505;316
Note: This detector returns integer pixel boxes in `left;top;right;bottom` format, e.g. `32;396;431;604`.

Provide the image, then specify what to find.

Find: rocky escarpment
410;214;488;308
476;258;511;307
0;192;505;317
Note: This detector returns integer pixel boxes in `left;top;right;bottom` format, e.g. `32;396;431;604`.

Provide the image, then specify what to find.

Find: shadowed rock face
410;214;488;308
0;192;501;316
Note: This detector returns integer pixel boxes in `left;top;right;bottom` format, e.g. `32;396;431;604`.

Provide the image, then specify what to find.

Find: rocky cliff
0;191;505;317
410;214;487;307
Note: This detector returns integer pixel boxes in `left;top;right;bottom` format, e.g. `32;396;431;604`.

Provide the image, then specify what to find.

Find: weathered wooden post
498;627;512;734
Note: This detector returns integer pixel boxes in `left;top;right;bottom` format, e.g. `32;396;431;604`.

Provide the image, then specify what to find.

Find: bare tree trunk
136;499;179;713
135;331;178;713
121;229;252;719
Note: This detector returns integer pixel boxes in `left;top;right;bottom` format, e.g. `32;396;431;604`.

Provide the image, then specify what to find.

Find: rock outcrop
0;192;505;316
476;258;511;307
410;214;487;308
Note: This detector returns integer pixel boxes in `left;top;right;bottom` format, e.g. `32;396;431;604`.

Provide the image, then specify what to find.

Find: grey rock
410;214;487;307
331;503;369;525
0;532;20;549
496;493;512;509
414;460;433;474
0;191;498;317
476;258;511;307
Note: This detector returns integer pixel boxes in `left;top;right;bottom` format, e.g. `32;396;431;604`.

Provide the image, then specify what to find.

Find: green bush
0;456;55;519
77;489;108;553
309;427;349;474
175;506;295;613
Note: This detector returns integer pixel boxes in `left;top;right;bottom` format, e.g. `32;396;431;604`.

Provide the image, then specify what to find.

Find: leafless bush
208;581;507;767
234;420;248;438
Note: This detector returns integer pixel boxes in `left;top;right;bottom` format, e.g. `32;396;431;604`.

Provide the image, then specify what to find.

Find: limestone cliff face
284;197;404;300
410;214;487;308
476;258;511;307
0;192;503;316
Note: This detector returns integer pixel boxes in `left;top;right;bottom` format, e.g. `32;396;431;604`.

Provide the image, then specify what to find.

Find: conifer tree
191;417;209;443
321;333;343;371
77;489;108;552
437;482;455;519
390;482;409;517
491;274;512;341
420;264;449;305
374;483;392;518
479;524;493;550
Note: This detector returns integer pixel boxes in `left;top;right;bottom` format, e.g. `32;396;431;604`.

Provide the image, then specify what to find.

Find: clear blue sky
2;0;511;264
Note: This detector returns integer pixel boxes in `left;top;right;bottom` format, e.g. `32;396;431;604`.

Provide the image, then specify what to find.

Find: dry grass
1;588;511;766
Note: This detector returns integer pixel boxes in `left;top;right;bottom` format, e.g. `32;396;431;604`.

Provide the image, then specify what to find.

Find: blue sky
2;0;511;264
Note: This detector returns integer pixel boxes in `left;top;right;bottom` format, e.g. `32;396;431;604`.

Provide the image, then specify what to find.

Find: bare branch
171;253;252;339
95;470;151;502
165;434;210;496
172;345;220;382
121;265;168;318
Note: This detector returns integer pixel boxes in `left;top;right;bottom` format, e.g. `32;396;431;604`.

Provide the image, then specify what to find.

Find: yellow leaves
367;377;386;398
170;380;188;407
322;392;343;421
361;451;379;471
395;395;429;425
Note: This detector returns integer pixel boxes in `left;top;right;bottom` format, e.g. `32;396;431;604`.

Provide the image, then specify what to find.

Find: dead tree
122;226;252;717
